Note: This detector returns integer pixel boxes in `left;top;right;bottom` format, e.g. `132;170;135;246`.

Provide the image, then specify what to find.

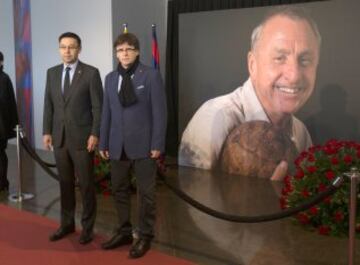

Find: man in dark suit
0;51;18;192
99;33;167;258
43;32;103;245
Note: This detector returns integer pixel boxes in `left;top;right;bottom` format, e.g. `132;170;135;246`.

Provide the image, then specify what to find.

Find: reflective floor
1;144;358;265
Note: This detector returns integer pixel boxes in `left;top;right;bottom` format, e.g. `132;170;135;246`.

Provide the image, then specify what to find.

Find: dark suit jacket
0;70;18;140
43;61;103;149
99;63;167;160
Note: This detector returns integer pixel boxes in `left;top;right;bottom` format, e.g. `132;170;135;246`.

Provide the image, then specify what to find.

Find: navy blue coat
99;63;167;160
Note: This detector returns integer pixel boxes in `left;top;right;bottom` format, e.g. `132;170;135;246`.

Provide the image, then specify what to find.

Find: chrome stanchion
8;125;34;202
343;167;360;265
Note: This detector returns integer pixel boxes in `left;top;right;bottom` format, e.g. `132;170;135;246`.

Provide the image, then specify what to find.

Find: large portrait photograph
178;0;360;180
175;1;360;263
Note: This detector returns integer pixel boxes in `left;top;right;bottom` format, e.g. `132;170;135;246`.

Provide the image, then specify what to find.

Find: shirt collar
63;60;79;72
239;78;270;123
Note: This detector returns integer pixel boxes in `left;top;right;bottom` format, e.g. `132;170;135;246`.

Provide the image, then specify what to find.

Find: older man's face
248;15;320;121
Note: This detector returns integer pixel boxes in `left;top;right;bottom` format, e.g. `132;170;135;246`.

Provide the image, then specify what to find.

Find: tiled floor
1;144;358;265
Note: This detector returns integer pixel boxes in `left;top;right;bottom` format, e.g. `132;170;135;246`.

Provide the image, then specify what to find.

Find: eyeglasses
116;48;136;53
59;46;79;51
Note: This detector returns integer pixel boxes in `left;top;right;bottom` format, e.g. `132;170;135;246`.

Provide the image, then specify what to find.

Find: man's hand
43;134;53;150
270;160;288;197
87;135;98;152
150;150;161;159
270;160;288;181
99;150;110;160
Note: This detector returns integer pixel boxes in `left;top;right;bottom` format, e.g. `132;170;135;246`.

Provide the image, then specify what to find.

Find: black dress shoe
49;226;75;242
79;231;93;245
101;233;133;250
129;239;151;259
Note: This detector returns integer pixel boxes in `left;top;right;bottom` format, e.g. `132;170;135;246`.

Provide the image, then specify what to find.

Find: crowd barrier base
8;125;34;202
8;192;34;203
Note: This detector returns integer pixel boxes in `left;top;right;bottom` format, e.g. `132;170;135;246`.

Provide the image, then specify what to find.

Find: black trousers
110;156;157;240
0;139;9;189
54;138;96;233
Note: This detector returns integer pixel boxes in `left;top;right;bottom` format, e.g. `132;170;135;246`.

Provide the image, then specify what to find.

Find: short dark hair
113;33;140;50
58;32;82;47
0;51;3;62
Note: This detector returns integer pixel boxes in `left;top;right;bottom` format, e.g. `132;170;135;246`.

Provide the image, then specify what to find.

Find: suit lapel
131;63;144;87
65;62;83;104
54;65;64;102
110;71;121;107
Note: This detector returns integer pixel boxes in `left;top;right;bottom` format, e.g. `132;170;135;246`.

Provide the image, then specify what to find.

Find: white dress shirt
179;78;312;170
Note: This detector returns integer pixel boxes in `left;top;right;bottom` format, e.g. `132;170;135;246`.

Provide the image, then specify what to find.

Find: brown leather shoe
49;226;75;242
101;233;133;250
129;239;151;259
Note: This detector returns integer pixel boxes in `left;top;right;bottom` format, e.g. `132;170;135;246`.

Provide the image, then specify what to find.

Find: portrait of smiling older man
179;6;321;179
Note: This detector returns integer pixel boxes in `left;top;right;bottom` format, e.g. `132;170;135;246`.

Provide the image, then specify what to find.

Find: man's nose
284;58;301;82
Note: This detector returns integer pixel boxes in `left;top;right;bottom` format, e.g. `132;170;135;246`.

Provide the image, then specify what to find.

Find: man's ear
247;51;256;78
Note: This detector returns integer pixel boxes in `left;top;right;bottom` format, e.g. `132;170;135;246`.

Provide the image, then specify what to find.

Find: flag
123;23;128;33
13;0;34;145
151;24;160;70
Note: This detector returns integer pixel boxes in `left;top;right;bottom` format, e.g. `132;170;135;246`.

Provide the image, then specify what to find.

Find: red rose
301;189;310;198
281;185;293;196
330;156;339;165
94;157;100;166
324;196;332;204
309;206;319;216
325;170;335;180
295;168;305;179
334;211;344;222
309;145;321;153
279;197;288;209
318;225;331;235
102;190;111;196
318;183;327;192
323;143;338;155
297;213;310;224
307;166;317;174
100;180;108;188
307;154;316;162
344;154;353;164
284;175;291;182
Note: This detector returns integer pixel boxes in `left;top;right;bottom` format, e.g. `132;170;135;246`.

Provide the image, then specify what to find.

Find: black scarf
117;57;139;107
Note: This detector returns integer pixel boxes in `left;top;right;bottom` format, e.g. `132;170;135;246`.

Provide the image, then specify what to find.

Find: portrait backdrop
177;0;360;169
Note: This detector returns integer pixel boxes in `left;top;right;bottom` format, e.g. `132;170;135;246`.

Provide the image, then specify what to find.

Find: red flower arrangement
93;151;167;195
281;139;360;237
93;151;111;195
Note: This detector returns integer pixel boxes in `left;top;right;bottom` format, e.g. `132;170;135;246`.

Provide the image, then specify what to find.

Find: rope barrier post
343;167;360;265
8;125;34;202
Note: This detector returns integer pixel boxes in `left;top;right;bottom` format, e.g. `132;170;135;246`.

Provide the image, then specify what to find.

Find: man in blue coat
99;33;167;259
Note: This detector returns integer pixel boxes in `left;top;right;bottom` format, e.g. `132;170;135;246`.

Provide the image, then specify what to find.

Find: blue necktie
63;66;71;97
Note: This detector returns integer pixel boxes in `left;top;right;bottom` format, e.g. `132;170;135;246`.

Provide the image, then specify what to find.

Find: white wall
0;0;15;84
0;0;113;149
